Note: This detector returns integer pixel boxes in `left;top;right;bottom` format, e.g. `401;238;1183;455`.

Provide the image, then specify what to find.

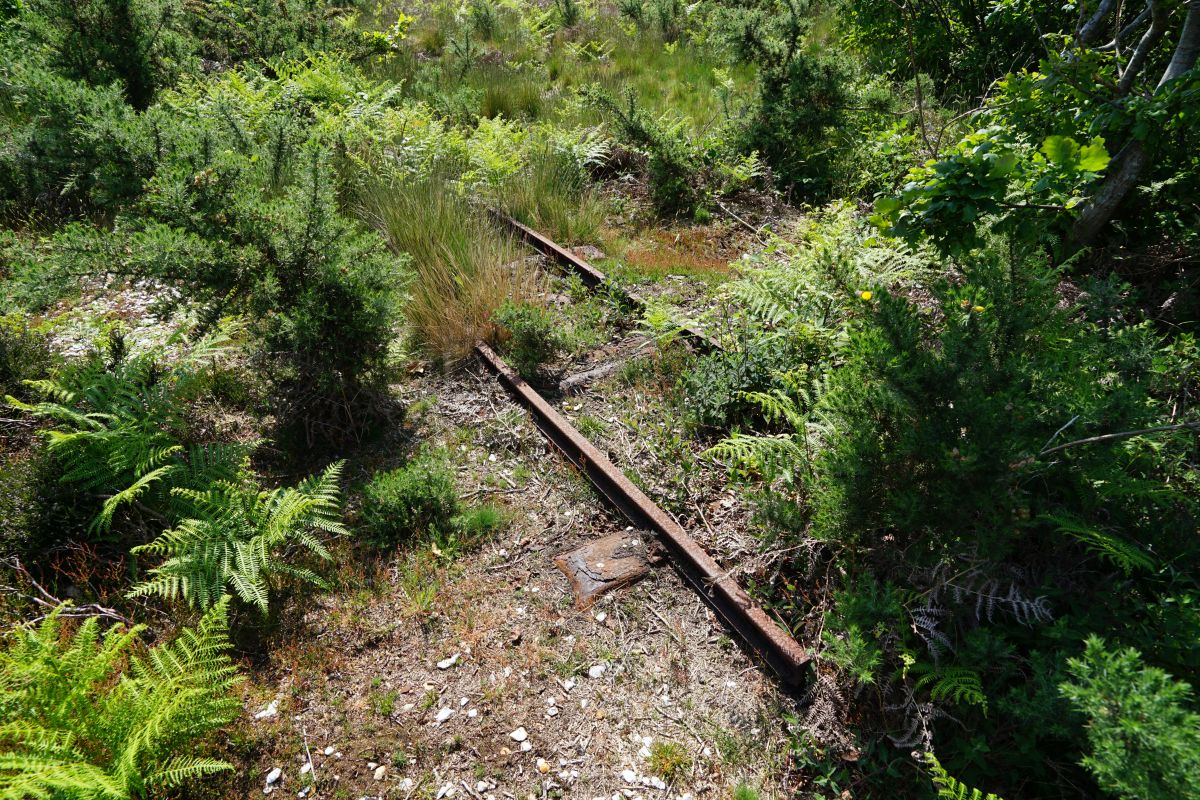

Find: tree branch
1039;420;1200;457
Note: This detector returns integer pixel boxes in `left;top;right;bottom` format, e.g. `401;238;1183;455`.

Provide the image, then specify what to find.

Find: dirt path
237;369;800;800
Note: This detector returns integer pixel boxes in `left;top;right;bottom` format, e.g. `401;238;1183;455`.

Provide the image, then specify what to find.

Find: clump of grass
648;740;692;782
358;171;542;362
732;783;760;800
494;148;604;245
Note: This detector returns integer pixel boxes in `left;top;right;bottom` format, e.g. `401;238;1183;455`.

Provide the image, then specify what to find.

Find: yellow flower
972;305;985;313
859;290;873;301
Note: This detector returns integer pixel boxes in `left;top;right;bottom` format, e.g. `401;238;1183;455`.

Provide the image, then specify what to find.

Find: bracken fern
129;461;348;612
0;599;241;799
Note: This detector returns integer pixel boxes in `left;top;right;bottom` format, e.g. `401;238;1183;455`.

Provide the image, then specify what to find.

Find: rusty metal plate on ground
555;532;651;609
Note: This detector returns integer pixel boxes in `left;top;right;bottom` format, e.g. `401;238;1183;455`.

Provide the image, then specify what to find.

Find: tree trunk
1071;0;1200;246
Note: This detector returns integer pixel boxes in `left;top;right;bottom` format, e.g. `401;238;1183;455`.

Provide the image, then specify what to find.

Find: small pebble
437;653;461;670
595;612;607;623
374;765;387;781
468;709;479;718
435;708;453;723
621;769;638;783
520;741;533;752
589;664;607;679
510;727;528;742
537;758;551;774
299;762;312;775
323;746;335;756
265;767;282;785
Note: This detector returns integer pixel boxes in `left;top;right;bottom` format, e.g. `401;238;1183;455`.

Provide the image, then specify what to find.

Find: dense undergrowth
0;0;1197;798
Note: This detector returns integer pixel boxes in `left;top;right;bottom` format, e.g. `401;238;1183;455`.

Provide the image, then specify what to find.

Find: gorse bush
0;598;241;798
1060;637;1200;800
705;197;1199;794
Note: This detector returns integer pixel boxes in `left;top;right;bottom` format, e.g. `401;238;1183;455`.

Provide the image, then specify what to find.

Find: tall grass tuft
494;148;604;245
358;173;543;362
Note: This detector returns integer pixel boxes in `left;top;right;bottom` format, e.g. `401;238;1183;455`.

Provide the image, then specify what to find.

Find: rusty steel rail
475;341;811;684
487;209;722;353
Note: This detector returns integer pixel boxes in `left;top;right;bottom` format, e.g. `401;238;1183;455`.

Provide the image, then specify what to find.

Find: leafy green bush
0;598;241;797
0;315;51;400
361;450;460;545
1061;637;1200;800
10;0;194;109
584;87;699;217
679;335;806;432
492;300;566;385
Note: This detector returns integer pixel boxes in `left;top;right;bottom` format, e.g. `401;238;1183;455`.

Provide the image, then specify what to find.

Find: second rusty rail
487;209;722;353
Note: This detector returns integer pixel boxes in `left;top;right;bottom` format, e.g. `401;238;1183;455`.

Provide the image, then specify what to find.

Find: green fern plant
6;329;244;532
129;461;349;612
1043;513;1157;576
0;598;241;798
914;665;988;713
924;753;1006;800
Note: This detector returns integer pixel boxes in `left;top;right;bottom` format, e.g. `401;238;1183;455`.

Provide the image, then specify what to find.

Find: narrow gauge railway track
477;215;811;687
487;209;723;354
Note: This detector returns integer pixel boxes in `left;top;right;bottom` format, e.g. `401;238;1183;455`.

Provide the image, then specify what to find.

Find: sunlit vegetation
0;0;1197;797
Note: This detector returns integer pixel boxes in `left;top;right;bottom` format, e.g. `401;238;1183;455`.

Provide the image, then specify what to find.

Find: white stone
266;767;283;785
399;779;414;791
323;746;335;756
509;727;528;742
436;784;456;799
621;769;638;783
588;664;607;679
546;707;559;717
368;762;378;770
546;696;556;706
460;697;469;707
520;741;532;752
562;679;576;692
299;762;312;775
595;612;607;623
435;708;453;723
467;709;478;718
437;653;461;670
254;701;279;720
373;765;386;781
536;758;551;774
476;781;489;793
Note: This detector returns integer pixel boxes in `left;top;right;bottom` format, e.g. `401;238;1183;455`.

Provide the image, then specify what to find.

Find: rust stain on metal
476;341;811;684
487;209;722;353
554;532;652;609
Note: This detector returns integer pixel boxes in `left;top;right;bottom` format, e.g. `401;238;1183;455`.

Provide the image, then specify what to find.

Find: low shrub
492;300;566;385
361;450;460;545
0;314;52;400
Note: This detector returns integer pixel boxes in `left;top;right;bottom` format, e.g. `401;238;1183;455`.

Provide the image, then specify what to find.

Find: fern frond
0;601;238;799
924;753;1006;800
915;666;988;713
1043;513;1156;576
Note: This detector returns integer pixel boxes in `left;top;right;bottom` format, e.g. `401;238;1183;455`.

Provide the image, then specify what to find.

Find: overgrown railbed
2;0;1198;799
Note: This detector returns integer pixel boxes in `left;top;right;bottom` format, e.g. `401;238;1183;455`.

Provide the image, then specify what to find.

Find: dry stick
1039;420;1200;457
301;726;318;786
